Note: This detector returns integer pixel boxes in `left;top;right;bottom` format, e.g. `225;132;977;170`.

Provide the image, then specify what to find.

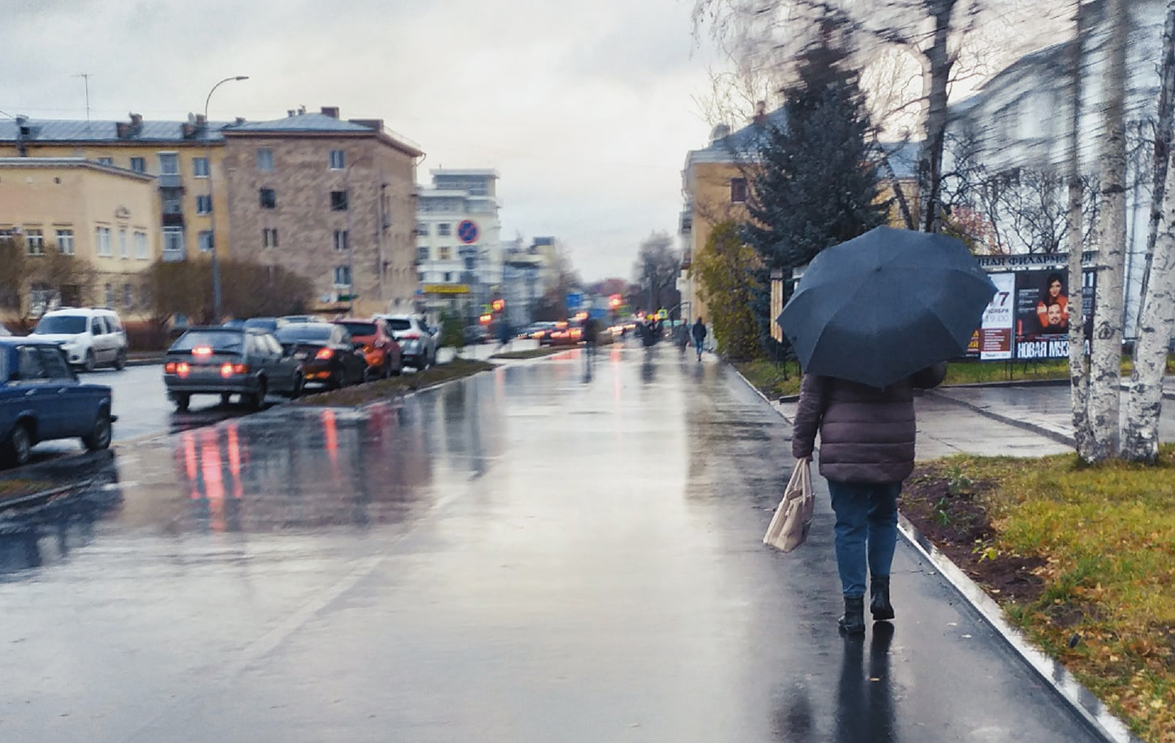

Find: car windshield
170;330;244;353
339;322;376;337
244;318;278;331
386;319;412;331
276;325;332;343
33;315;87;335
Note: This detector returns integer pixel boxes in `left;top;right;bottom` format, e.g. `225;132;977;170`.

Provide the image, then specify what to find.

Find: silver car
378;314;437;369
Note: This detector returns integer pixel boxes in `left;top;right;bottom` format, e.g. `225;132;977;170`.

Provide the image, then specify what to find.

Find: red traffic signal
609;294;621;308
492;299;505;312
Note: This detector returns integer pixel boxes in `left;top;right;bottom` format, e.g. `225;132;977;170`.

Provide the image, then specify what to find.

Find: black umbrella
777;226;996;388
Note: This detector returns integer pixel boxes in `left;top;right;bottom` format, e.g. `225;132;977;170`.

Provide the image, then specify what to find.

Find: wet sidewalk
0;345;1106;742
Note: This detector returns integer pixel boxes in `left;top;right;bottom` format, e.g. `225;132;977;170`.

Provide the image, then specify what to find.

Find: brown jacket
791;364;947;484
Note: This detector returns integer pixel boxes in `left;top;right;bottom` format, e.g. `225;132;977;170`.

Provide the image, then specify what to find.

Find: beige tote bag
763;457;815;553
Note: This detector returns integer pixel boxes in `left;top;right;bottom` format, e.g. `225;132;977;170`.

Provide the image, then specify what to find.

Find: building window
104;283;114;308
437;223;452;236
25;229;45;256
416;222;429;237
257;148;274;172
130;157;146;173
259;188;276;209
263;228;279;249
55;229;74;256
730;178;747;203
464;257;476;271
330;190;348;211
198;231;213;252
96;227;112;257
333;230;349;251
443;272;452;282
119;228;129;259
163;193;183;215
97;156;113;166
439;246;451;260
417;246;429;262
329;150;345;169
193;157;210;177
196;194;213;214
134;231;148;259
163;227;184;254
123;283;133;309
158;153;179;175
333;265;352;286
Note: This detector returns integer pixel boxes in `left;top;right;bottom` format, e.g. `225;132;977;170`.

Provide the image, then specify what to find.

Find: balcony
162;247;187;263
158;174;183;189
162;213;185;227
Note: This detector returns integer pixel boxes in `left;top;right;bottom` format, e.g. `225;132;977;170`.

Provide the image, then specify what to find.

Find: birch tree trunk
1123;3;1175;463
918;1;955;234
1068;1;1094;459
1087;0;1130;461
1138;3;1175;315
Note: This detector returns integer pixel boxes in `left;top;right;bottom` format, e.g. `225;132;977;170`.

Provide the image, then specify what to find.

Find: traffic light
479;313;493;325
609;294;621;309
492;299;505;312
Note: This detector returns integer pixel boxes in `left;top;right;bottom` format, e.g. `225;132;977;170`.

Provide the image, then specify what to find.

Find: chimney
321;106;340;119
297;105;306;115
235;117;245;125
287;109;297;118
130;112;143;127
195;113;206;126
15;115;28;157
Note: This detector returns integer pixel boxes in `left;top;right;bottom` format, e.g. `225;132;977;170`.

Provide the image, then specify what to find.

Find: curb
730;361;1138;743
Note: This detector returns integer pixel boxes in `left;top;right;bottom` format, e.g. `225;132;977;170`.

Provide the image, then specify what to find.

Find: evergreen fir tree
743;20;889;359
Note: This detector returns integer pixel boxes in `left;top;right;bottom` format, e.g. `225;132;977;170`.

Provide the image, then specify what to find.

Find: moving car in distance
1;337;114;467
30;307;128;372
333;318;402;379
164;327;304;412
274;323;366;390
378;314;437;369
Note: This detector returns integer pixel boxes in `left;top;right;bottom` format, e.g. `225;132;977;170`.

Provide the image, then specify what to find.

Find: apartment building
415;169;501;321
0;113;233;262
0;158;160;323
221;107;423;317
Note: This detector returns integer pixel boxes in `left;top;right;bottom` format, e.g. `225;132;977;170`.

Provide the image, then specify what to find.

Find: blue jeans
827;480;901;598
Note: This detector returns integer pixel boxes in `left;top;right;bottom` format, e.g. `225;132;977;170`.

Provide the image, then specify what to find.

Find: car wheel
382;359;392;380
220;393;233;406
173;394;190;413
289;373;304;399
83;349;96;373
247;379;267;411
82;410;113;452
6;423;32;467
113;349;127;371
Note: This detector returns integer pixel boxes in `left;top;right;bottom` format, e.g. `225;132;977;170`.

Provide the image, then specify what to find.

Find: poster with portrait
977;273;1015;360
1013;268;1096;360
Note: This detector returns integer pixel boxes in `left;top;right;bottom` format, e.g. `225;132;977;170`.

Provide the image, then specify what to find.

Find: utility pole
204;75;249;323
73;73;92;134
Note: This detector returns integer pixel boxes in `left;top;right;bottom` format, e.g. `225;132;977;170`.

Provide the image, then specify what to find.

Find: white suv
31;308;128;371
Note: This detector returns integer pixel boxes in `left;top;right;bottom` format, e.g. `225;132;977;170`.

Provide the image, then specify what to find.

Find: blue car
0;338;115;467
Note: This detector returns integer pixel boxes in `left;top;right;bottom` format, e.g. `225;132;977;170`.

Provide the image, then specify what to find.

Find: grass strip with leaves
732;360;804;398
903;447;1175;743
0;479;54;501
294;358;495;407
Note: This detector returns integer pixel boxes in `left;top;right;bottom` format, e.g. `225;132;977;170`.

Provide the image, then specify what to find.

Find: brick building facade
222;108;422;317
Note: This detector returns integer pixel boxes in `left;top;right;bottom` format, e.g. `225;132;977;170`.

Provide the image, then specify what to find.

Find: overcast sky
1;0;725;282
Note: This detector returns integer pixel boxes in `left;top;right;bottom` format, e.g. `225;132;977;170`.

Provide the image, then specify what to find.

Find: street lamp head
234;76;250;81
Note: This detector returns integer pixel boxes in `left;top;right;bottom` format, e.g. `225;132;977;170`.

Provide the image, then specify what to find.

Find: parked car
223;317;288;334
164;327;304;412
30;307;128;372
274;323;366;389
378;314;437;369
280;314;326;325
0;338;114;467
0;326;12;337
333;318;402;379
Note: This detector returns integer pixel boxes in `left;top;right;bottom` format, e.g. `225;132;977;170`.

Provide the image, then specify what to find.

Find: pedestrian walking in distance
691;317;707;361
791;363;946;635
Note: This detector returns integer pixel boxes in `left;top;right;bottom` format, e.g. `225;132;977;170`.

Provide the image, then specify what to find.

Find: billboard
967;265;1096;362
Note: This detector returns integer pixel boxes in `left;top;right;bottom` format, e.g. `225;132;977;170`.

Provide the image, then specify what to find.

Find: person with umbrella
779;227;995;636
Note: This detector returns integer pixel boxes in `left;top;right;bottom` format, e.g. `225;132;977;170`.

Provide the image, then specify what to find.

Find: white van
31;308;128;371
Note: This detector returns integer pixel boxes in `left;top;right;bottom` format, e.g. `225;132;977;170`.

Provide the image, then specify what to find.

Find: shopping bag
763;457;814;553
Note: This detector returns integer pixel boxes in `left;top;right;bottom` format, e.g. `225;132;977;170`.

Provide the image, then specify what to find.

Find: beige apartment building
0;158;160;324
222;107;422;317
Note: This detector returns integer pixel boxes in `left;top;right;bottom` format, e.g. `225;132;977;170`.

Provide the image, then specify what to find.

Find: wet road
0;344;1103;742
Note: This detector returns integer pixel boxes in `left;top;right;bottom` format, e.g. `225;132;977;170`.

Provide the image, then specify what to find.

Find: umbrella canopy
777;226;996;388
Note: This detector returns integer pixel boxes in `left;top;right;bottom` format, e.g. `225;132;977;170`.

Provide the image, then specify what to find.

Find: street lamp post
205;75;248;323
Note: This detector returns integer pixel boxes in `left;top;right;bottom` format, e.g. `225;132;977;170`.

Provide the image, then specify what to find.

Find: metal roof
0;156;154;180
0;119;233;144
226;113;375;133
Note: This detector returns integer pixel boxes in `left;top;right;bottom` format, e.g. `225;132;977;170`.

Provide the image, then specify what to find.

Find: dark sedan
274;323;366;389
164;327;304;412
1;338;114;467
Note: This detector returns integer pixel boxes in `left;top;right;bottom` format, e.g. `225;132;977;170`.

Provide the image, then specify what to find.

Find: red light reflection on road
200;428;226;532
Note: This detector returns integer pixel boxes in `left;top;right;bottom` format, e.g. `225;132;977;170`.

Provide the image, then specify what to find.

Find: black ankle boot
870;576;894;621
838;596;866;635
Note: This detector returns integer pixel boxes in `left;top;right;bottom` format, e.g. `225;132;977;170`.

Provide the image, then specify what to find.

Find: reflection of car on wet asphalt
334;318;402;379
274;323;367;389
163;327;304;413
1;337;114;467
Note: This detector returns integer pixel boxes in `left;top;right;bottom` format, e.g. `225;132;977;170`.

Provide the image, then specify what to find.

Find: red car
334;318;402;379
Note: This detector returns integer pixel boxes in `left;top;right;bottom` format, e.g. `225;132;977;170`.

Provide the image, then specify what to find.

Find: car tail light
165;362;176;373
220;362;234;378
234;363;249;374
316;348;334;360
192;346;213;357
401;332;420;340
176;362;190;377
364;344;375;353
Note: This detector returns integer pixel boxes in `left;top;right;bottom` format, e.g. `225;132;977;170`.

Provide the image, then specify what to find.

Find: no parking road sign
457;220;479;244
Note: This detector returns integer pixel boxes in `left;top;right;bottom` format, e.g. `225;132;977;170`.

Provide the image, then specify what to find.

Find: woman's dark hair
1040;272;1065;303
